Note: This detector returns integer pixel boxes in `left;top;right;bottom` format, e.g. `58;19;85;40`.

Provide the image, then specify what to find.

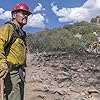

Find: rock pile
25;52;100;100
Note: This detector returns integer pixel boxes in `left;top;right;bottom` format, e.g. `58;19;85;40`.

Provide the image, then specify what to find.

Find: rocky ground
24;52;100;100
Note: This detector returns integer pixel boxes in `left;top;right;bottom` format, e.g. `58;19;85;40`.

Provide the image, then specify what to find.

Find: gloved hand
0;63;8;79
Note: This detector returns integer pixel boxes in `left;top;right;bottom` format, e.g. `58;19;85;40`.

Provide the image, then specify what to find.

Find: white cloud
0;11;11;20
33;3;45;13
0;8;11;20
0;8;5;13
26;13;46;28
51;0;100;23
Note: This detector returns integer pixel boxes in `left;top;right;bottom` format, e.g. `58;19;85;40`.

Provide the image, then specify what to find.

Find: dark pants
4;70;24;100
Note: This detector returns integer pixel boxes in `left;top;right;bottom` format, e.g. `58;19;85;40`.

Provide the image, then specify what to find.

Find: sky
0;0;100;33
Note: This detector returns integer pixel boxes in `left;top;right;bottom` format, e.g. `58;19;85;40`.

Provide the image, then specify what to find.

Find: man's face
15;10;29;25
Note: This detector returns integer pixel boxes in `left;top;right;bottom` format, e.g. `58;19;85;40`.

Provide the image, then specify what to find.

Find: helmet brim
11;10;32;16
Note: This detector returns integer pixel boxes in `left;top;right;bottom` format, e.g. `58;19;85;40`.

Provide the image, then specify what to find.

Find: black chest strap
4;21;26;52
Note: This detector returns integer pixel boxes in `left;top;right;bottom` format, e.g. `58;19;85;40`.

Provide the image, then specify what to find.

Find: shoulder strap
4;21;26;52
4;21;19;51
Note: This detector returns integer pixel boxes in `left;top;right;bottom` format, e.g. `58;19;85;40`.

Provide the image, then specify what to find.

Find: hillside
25;52;100;100
25;16;100;100
27;17;100;54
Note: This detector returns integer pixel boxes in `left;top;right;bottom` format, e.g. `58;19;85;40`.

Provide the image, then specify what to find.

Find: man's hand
0;63;8;79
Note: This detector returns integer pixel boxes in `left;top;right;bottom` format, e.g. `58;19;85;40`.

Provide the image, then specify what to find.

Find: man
0;2;32;100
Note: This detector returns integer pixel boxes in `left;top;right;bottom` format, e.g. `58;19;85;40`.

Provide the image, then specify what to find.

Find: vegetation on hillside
27;16;100;53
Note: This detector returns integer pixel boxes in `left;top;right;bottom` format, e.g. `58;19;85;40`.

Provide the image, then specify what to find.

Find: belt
7;62;22;72
7;62;26;82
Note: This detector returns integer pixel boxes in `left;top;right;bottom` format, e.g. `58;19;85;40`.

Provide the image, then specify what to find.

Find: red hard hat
12;3;32;15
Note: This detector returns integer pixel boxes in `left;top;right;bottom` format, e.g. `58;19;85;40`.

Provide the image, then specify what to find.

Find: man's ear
12;12;17;19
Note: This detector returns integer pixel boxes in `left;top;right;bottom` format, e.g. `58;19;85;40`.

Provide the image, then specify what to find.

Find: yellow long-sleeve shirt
0;23;27;65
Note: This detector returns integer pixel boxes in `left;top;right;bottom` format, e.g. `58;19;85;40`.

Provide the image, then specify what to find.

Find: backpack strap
4;21;26;53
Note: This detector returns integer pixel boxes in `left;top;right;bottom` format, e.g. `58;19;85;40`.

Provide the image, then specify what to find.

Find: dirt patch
24;52;100;100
